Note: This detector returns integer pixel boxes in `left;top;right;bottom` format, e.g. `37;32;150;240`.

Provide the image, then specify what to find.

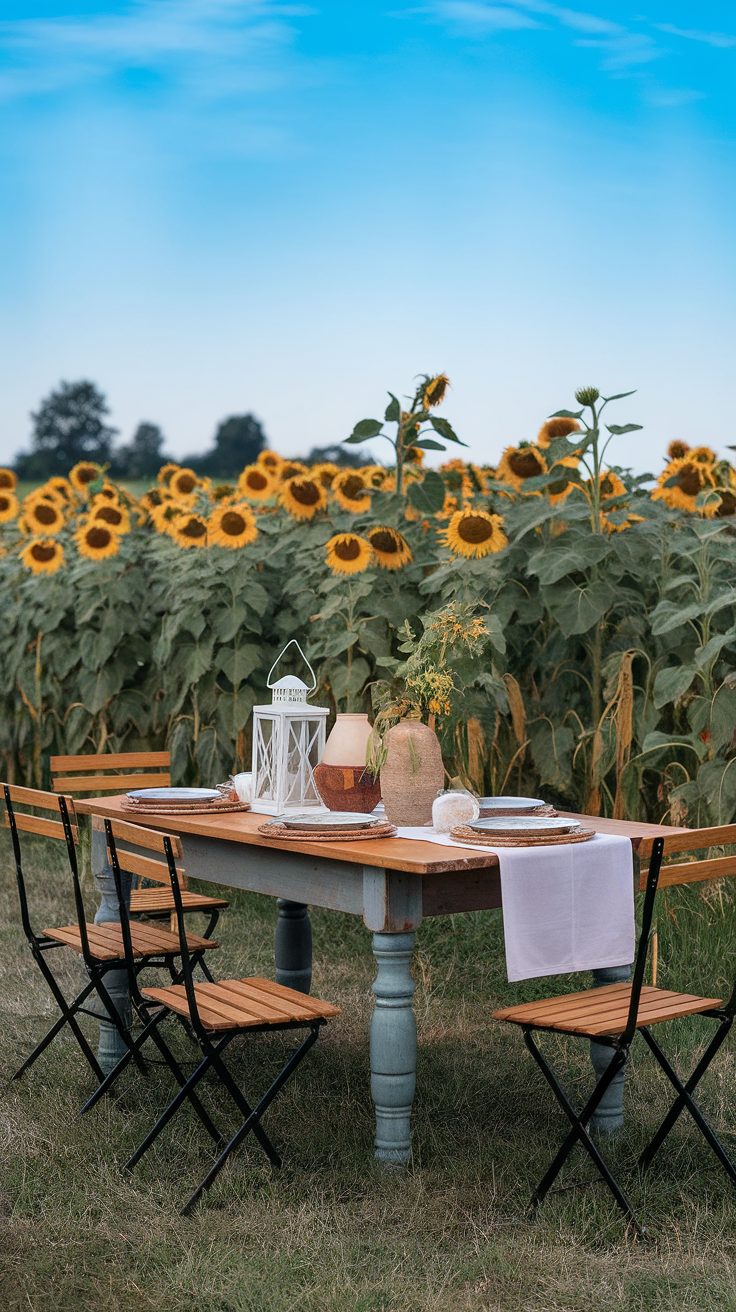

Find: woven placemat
450;824;596;848
478;803;558;818
258;820;397;842
122;798;250;816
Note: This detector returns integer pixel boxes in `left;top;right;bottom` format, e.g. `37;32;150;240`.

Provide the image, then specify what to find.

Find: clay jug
380;720;444;825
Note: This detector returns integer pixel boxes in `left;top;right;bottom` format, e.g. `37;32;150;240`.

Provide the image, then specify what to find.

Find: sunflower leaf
407;469;445;514
384;393;400;424
601;390;637;402
412;438;445;451
549;409;584;420
605;424;643;435
345;419;383;443
429;416;467;445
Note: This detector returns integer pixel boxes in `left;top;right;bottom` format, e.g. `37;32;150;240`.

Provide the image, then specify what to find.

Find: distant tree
15;380;117;477
304;442;366;468
185;413;266;477
111;422;167;479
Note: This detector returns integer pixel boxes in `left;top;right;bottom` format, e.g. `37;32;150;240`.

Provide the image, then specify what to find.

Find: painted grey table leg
274;900;312;994
589;962;632;1134
91;821;132;1074
370;931;417;1166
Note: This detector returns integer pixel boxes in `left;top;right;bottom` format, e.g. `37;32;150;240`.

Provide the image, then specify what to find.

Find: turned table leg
589;962;632;1134
370;931;417;1166
274;899;313;995
91;819;132;1074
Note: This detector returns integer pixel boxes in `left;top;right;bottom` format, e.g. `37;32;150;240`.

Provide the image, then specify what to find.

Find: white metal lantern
251;640;329;814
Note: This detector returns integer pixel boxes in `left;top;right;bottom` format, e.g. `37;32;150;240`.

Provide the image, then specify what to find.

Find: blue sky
1;1;735;472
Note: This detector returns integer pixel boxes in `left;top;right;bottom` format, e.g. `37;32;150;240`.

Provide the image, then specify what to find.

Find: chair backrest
1;782;84;947
638;824;736;891
620;836;665;1042
639;824;736;1019
50;751;171;796
104;819;196;1017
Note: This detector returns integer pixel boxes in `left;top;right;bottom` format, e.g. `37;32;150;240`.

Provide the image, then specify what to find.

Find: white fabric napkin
394;827;635;982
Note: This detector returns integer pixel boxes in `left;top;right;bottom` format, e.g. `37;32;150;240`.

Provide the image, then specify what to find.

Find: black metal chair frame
111;822;326;1216
510;837;736;1236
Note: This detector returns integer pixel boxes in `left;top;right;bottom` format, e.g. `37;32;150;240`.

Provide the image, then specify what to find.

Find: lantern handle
267;639;317;694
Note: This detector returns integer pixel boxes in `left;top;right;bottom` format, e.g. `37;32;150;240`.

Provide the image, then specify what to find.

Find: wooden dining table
77;797;687;1164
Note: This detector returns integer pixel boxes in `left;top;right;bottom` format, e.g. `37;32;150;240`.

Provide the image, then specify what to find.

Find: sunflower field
1;377;735;828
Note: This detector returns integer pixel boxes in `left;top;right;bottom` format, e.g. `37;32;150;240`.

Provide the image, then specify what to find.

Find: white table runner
395;827;635;982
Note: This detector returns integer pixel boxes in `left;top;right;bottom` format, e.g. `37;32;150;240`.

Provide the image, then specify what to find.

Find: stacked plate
272;811;383;833
468;815;581;837
477;795;552;817
123;787;248;815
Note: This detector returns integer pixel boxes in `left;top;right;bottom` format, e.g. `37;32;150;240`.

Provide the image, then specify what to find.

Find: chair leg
93;972;149;1076
124;1034;235;1172
11;963;105;1084
638;1025;736;1184
180;1027;320;1216
524;1032;643;1235
205;1044;282;1167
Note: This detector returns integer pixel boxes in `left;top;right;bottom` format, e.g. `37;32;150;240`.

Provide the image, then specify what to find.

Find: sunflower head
75;522;121;560
280;476;327;520
599;471;627;500
537;416;582;449
312;462;339;488
497;444;547;489
90;501;130;532
69;461;103;494
19;538;65;575
689;445;717;465
651;456;716;511
667;439;690;461
441;508;508;559
172;513;208;548
0;468;17;491
332;470;371;512
574;386;599;406
24;497;65;535
366;525;412;570
714;488;736;518
422;373;450;409
170;468;200;500
157;462;181;485
0;491;19;524
325;532;374;575
257;450;283;472
236;464;275;501
208;502;258;548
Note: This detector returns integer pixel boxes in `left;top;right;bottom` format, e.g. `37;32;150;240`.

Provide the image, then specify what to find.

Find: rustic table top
75;796;688;878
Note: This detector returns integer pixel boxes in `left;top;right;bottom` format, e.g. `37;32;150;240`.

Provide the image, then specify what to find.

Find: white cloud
656;23;736;51
432;3;541;31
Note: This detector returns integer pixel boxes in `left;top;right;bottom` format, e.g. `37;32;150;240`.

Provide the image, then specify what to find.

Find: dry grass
1;838;735;1312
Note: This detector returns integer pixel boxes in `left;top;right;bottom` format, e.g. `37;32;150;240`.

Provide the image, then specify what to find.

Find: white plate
478;796;545;811
469;816;581;834
127;787;222;802
276;811;381;831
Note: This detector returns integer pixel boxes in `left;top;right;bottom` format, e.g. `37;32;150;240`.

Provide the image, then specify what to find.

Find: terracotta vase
314;713;380;812
380;720;444;825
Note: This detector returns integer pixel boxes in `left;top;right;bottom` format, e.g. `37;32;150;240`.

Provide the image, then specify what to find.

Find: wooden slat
642;854;736;891
3;812;79;842
244;976;341;1018
495;984;723;1036
52;772;171;794
130;888;228;911
204;980;299;1023
141;976;339;1031
107;817;182;857
639;824;736;859
110;848;182;887
4;783;76;814
51;751;171;772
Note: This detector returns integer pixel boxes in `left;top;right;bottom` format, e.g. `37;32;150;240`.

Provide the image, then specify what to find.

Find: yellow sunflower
713;488;736;518
75;522;121;560
69;461;102;493
0;491;19;523
171;513;208;548
537;417;582;449
599;471;627;500
422;373;450;409
169;467;200;500
652;457;716;512
689;445;717;465
45;476;73;502
332;470;371;512
441;508;508;559
89;502;131;533
208;503;258;548
601;511;645;534
404;445;425;465
237;464;276;501
496;444;547;490
280;475;327;520
91;481;120;503
547;456;580;505
257;450;283;473
0;467;17;491
325;533;374;575
19;538;65;575
157;462;181;486
667;440;690;461
312;462;340;488
277;459;309;482
366;525;412;570
24;498;65;536
150;500;182;535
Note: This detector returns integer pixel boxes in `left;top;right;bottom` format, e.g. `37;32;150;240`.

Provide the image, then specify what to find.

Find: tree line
12;380;361;479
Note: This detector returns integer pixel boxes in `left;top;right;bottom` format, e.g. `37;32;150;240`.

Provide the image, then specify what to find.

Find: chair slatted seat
100;818;340;1215
493;830;736;1237
42;919;217;963
50;751;229;933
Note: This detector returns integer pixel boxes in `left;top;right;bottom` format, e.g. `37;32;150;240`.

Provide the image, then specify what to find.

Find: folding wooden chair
104;817;341;1215
493;832;736;1237
50;750;228;932
3;782;219;1094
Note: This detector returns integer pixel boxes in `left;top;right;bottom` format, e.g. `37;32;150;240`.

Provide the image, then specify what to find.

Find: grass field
2;837;735;1312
